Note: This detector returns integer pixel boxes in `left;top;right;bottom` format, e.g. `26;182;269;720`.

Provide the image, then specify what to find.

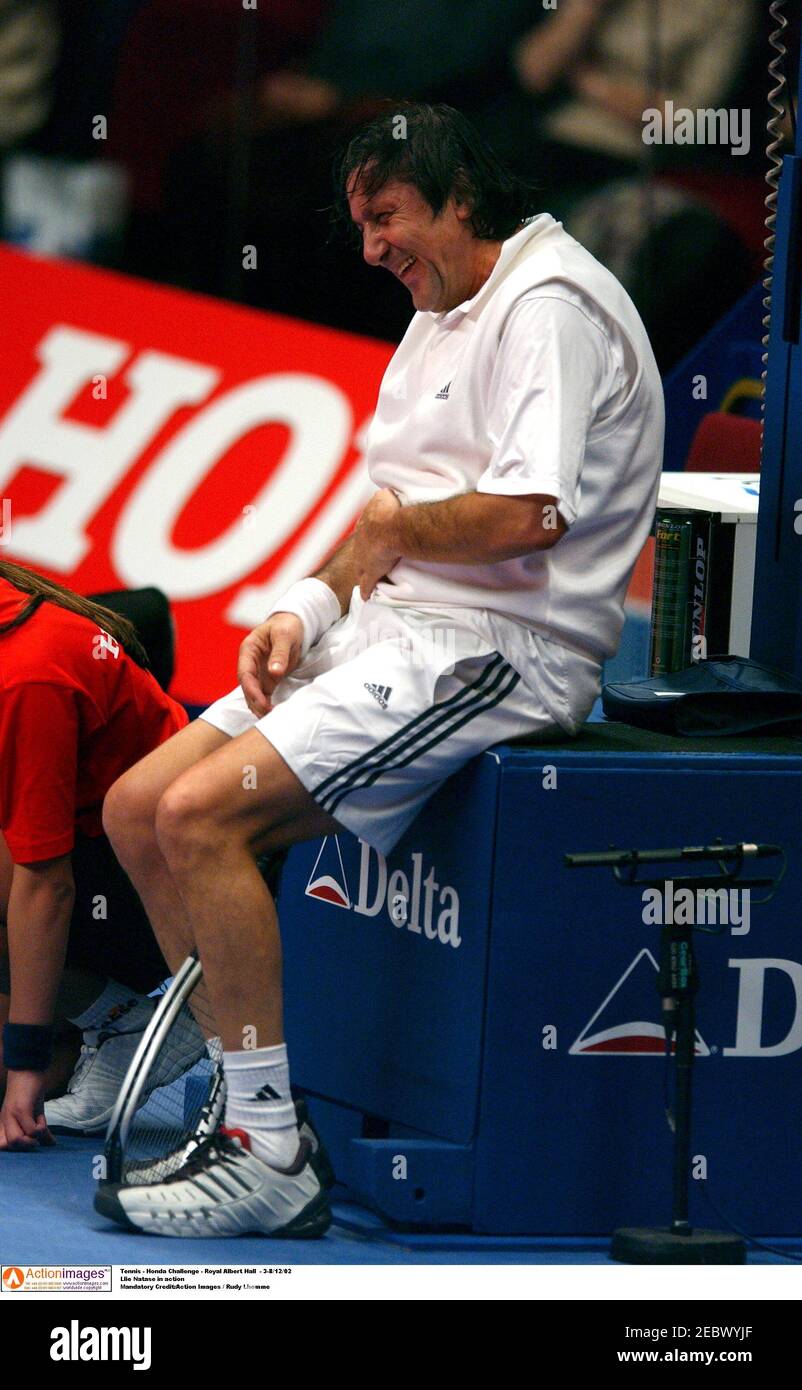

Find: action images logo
2;1264;111;1292
305;835;462;948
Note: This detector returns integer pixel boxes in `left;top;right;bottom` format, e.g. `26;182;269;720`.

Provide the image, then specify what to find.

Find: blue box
281;726;802;1234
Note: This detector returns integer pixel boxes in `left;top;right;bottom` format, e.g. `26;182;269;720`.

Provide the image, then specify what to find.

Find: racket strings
119;977;225;1186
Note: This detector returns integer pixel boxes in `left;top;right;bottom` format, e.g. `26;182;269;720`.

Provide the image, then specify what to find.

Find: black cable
659;995;799;1264
786;2;798;142
762;0;792;418
735;845;788;906
662;1014;800;1263
699;1179;802;1263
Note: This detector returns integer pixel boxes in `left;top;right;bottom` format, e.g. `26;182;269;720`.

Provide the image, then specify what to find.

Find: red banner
0;245;392;704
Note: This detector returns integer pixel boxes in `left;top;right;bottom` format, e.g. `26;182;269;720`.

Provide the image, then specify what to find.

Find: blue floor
1;1138;797;1265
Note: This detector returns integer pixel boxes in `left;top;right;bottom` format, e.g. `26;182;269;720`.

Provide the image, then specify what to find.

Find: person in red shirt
0;560;195;1151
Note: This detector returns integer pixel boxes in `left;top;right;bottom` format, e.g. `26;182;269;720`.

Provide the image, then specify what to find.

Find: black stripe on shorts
312;652;520;816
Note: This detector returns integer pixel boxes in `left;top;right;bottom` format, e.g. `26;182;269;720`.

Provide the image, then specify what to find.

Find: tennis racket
101;951;224;1187
99;950;335;1191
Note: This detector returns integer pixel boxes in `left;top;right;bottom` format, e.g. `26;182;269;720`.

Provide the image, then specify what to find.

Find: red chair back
685;411;762;473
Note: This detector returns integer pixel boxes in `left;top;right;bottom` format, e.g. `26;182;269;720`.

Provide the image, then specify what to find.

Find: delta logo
571;949;802;1058
305;835;462;948
306;835;352;909
570;949;710;1056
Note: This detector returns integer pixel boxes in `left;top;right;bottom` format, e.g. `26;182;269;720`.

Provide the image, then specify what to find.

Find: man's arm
387;490;566;563
312;532;361;616
238;533;361;716
240;486;565;708
352;488;566;598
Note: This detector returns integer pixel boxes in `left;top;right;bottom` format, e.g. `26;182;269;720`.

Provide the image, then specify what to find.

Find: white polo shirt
366;214;665;689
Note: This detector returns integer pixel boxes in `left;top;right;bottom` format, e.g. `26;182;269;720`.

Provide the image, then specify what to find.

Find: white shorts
200;592;592;856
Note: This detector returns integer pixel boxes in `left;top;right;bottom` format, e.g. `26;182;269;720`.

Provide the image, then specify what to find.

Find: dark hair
0;559;149;667
332;102;542;244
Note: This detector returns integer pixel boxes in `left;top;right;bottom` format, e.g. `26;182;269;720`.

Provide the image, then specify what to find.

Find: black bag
602;656;802;737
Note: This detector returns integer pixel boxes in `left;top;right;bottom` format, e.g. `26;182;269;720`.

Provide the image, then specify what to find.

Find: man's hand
238;613;305;717
0;1070;54;1151
353;488;403;601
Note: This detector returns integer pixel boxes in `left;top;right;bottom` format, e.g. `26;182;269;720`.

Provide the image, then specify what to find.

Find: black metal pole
671;987;694;1235
611;915;744;1261
566;839;781;1261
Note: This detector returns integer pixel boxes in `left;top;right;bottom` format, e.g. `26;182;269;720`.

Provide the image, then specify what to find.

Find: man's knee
103;767;158;860
154;765;288;871
104;723;232;859
154;776;230;870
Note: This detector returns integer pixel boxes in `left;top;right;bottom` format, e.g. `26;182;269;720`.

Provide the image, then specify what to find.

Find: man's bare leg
104;719;236;1041
36;721;237;1133
103;718;230;975
92;726;341;1231
153;727;341;1054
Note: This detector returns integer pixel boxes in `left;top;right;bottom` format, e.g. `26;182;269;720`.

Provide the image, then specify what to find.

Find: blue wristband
2;1022;54;1072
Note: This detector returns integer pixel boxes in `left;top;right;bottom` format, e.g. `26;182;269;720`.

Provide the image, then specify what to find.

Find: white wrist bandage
266;578;342;658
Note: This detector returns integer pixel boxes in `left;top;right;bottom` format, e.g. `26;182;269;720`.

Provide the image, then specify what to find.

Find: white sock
68;979;149;1034
223;1042;299;1168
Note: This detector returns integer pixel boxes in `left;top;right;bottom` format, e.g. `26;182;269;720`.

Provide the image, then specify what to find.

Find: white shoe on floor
45;999;206;1136
94;1128;331;1238
121;1090;337;1190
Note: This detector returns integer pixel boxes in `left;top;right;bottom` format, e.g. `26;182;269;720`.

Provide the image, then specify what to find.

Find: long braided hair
0;560;149;668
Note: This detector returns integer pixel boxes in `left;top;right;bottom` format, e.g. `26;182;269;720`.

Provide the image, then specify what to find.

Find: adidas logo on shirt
364;683;392;710
435;380;452;400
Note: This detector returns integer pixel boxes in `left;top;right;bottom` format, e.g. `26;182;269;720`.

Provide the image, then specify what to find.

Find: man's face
347;176;492;314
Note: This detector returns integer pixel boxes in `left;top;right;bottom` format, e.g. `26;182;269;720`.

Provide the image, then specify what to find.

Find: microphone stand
565;839;785;1263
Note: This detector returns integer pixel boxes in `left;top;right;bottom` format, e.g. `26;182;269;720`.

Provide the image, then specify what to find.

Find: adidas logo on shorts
364;682;392;710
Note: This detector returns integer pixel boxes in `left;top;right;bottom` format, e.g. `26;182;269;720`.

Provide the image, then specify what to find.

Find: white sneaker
94;1128;331;1238
122;1089;336;1190
45;1000;206;1136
